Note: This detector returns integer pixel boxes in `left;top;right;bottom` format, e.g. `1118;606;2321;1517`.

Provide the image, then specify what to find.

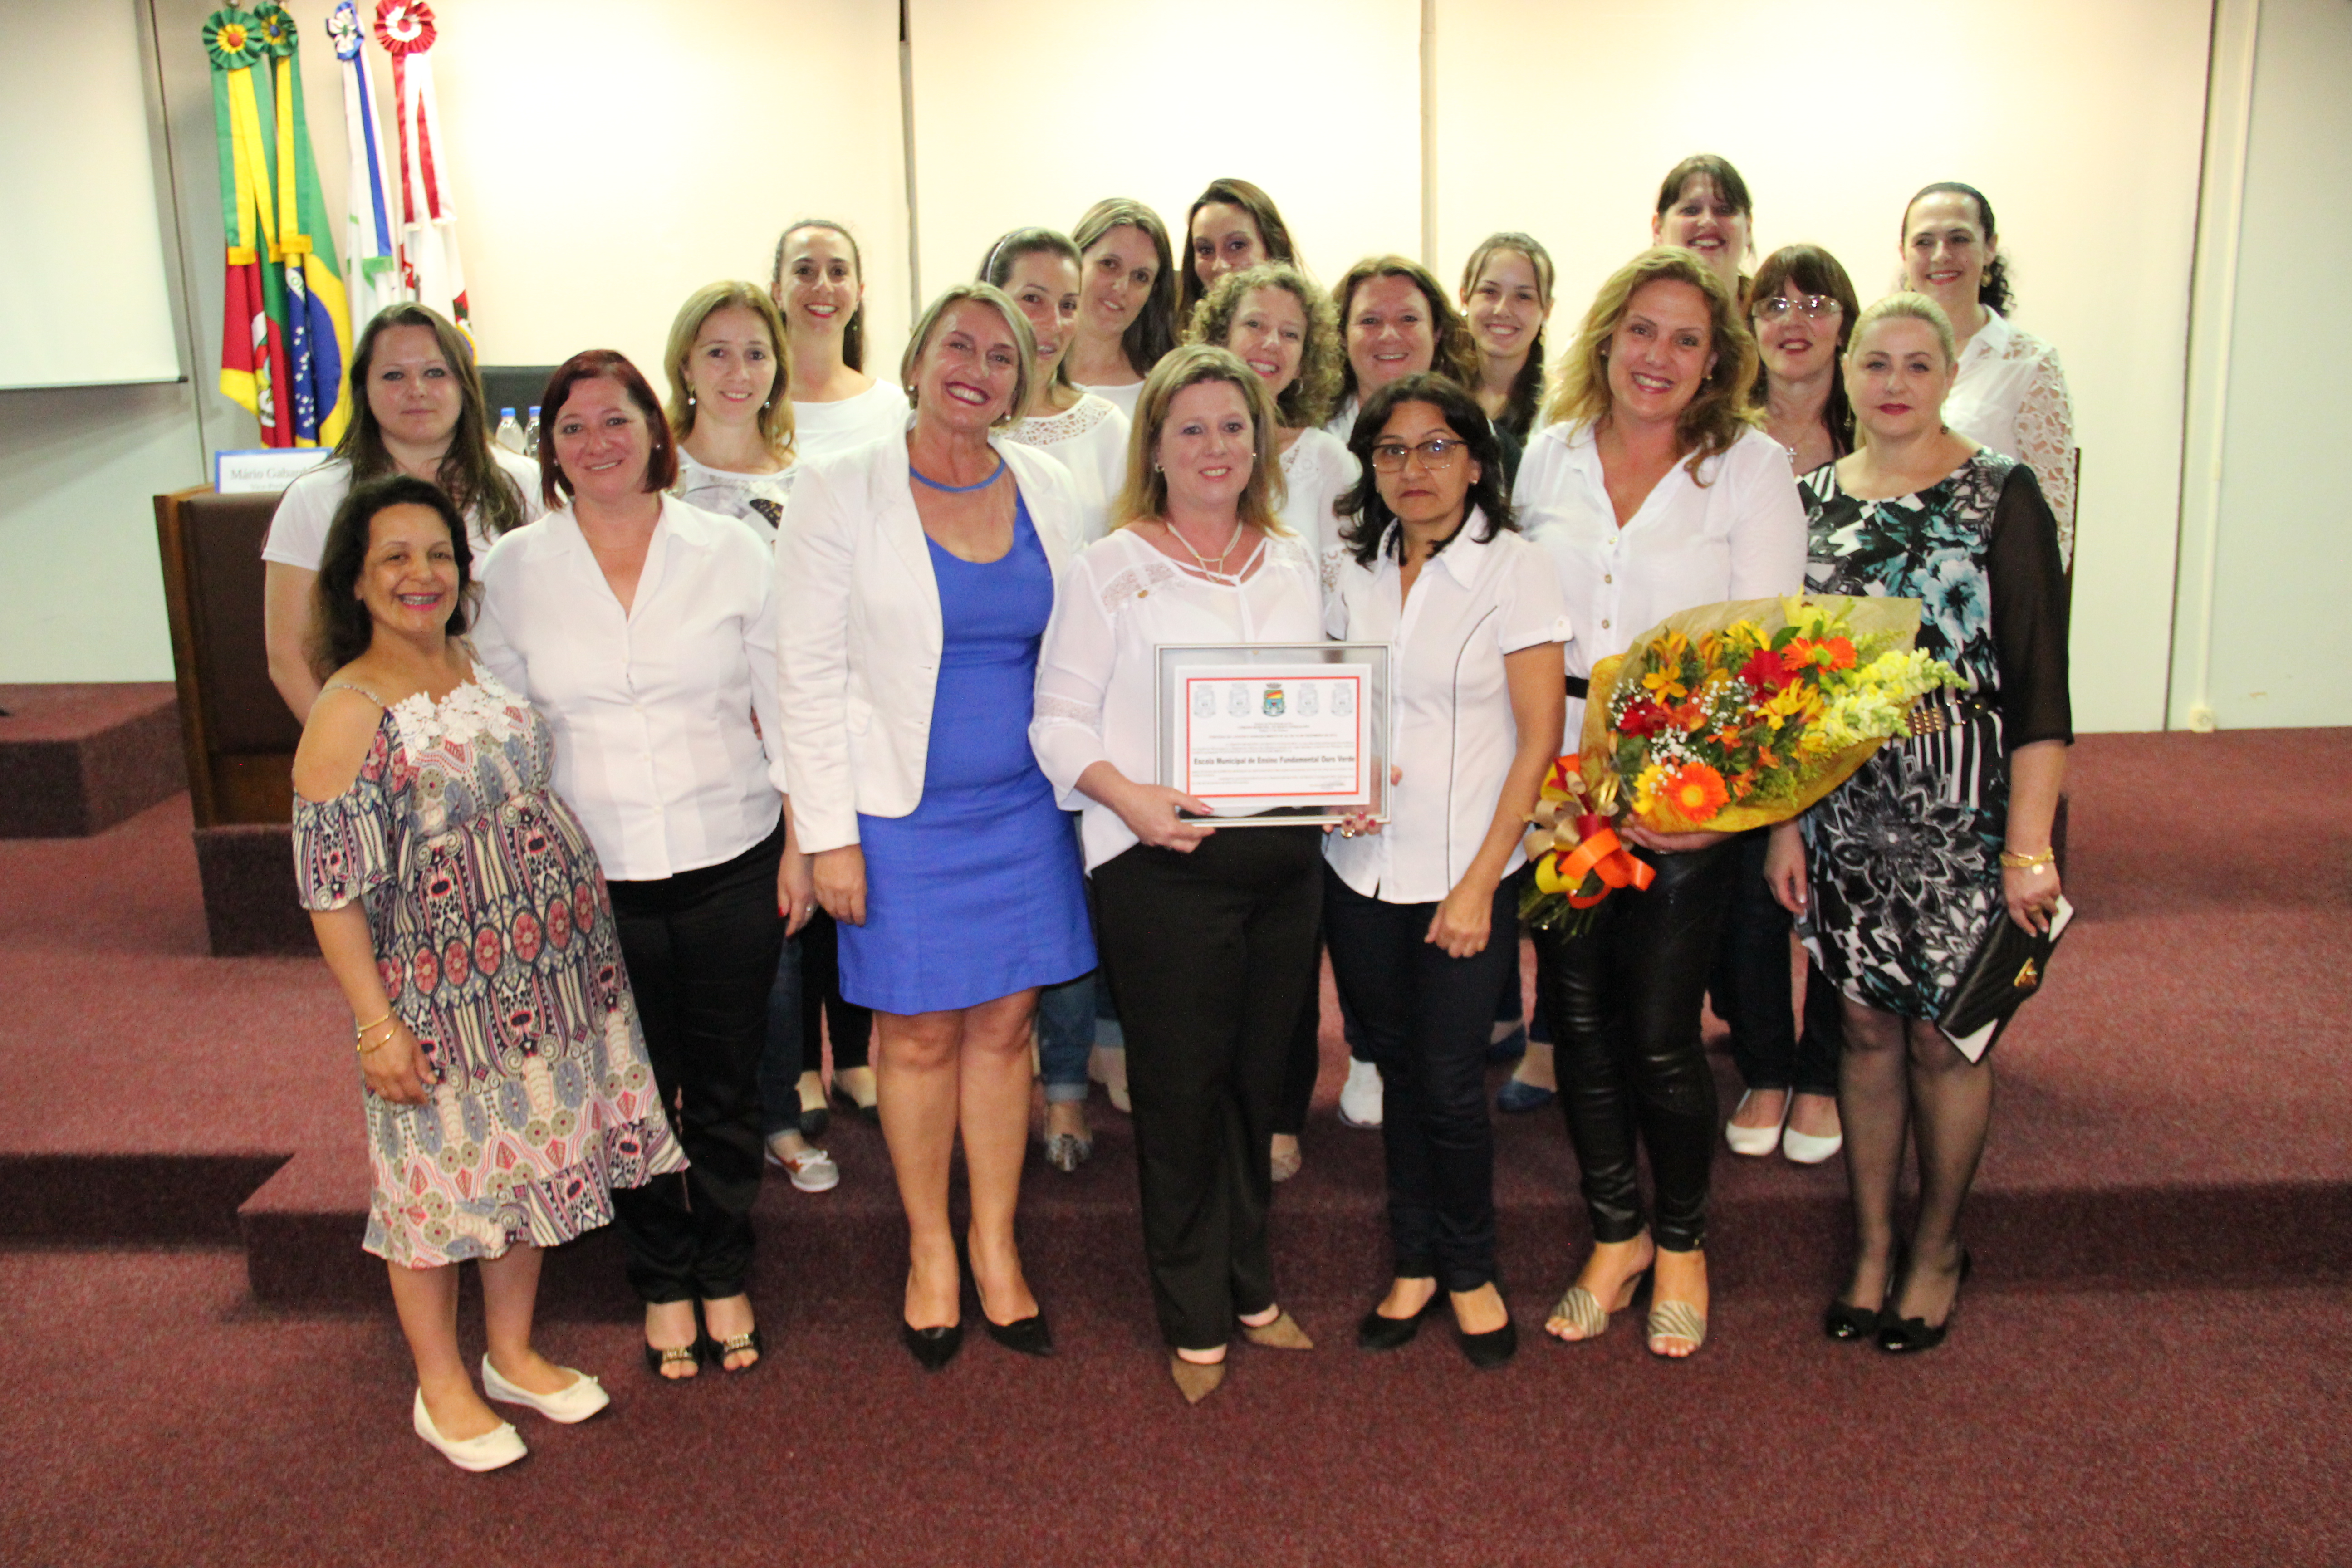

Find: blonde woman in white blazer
776;284;1094;1371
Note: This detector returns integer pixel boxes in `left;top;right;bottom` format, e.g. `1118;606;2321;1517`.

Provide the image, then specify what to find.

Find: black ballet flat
900;1318;965;1372
982;1309;1057;1358
1876;1250;1973;1355
1822;1301;1882;1342
1356;1290;1443;1352
831;1084;882;1125
1458;1318;1519;1370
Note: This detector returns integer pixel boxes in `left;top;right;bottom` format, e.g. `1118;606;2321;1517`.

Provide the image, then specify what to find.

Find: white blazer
776;426;1083;853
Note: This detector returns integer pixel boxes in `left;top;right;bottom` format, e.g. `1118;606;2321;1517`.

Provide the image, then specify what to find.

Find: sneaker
765;1137;839;1193
1338;1058;1384;1129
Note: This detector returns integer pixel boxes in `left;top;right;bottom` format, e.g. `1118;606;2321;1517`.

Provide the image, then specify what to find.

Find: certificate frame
1153;641;1392;827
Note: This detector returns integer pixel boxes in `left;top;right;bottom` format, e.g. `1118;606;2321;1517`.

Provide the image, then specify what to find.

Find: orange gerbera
1821;636;1857;671
1659;762;1729;823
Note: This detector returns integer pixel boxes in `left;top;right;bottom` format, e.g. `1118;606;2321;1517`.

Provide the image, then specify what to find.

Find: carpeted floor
0;728;2347;1565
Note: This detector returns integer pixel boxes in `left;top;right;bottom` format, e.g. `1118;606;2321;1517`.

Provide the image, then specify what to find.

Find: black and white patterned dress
1796;449;2072;1022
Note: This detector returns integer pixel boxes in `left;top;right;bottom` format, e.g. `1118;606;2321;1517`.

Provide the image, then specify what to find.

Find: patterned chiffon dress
292;672;684;1268
1795;449;2072;1024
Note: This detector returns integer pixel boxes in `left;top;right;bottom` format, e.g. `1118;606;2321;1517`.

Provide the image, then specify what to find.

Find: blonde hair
897;283;1036;431
1186;262;1343;431
1843;293;1958;448
1111;343;1287;534
663;281;795;463
1544;246;1759;475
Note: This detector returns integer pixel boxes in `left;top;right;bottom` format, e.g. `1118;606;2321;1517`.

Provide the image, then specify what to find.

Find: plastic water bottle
494;407;523;453
523;407;541;459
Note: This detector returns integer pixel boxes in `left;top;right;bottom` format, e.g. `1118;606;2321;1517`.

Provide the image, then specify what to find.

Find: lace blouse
1943;309;2078;570
1005;392;1132;544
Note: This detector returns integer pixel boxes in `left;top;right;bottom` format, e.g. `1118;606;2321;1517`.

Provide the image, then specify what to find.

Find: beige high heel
1546;1267;1647;1342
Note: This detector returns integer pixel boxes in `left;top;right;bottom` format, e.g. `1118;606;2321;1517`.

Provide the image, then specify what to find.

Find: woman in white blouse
1030;344;1323;1404
1900;182;2078;568
262;302;540;720
771;218;911;462
1064;199;1179;420
1326;374;1568;1370
660;281;849;1194
777;284;1095;1371
472;350;814;1381
1324;256;1483;447
975;228;1135;1171
1513;247;1806;1359
1459;232;1558;445
1189;260;1362;1175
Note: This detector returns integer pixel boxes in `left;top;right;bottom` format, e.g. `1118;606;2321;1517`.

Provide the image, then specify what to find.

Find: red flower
473;927;503;978
1740;647;1795;693
1619;699;1671;736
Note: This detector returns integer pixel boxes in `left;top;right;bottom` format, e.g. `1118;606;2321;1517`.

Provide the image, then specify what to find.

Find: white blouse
1277;426;1359;561
1320;395;1361;445
471;495;786;883
1005;392;1131;544
673;450;797;534
1031;527;1324;872
789;380;910;465
1944;309;2078;568
1076;380;1143;421
1514;421;1806;744
261;447;544;570
1323;518;1570;905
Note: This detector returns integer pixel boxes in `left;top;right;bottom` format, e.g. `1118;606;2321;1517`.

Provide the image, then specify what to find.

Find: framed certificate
1153;642;1392;826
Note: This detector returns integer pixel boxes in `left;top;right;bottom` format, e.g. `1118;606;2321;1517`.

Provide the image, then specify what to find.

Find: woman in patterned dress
1765;294;2071;1353
293;475;684;1471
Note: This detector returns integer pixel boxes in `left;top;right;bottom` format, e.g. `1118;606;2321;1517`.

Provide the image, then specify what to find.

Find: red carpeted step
0;683;185;838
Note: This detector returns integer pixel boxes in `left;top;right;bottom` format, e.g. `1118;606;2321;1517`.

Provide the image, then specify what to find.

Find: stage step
0;684;184;838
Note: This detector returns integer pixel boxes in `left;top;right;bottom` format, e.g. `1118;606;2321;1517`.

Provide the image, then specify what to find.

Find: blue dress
839;496;1096;1014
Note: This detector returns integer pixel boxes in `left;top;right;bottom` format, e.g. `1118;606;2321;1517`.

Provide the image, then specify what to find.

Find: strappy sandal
1646;1297;1708;1358
702;1325;764;1374
1546;1268;1646;1343
643;1338;704;1379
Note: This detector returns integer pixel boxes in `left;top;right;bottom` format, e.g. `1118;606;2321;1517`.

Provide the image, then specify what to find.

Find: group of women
278;155;2072;1464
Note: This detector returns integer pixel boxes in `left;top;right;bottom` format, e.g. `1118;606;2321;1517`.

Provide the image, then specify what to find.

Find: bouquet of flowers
1521;595;1960;932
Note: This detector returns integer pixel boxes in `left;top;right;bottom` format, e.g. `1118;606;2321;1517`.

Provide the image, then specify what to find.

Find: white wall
2173;0;2352;730
1433;0;2212;735
906;0;1422;307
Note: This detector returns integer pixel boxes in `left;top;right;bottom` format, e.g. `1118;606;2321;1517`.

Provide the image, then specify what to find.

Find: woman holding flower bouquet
1766;294;2070;1354
1513;248;1805;1357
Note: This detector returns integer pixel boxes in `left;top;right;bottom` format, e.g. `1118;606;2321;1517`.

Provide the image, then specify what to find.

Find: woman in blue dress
777;284;1095;1369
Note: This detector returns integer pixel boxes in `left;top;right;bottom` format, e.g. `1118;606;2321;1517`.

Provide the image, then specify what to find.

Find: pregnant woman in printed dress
293;475;682;1473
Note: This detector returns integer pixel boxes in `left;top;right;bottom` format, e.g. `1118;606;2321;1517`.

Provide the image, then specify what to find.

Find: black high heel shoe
976;1286;1056;1357
900;1319;964;1371
1356;1285;1443;1351
1824;1245;1902;1342
1877;1250;1973;1354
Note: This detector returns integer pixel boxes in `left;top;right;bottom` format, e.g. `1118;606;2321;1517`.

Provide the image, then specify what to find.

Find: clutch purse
1937;895;2074;1063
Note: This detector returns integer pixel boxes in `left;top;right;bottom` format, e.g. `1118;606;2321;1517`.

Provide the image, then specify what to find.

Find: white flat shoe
1338;1058;1384;1130
481;1356;610;1424
1724;1090;1786;1157
1780;1122;1845;1165
414;1388;527;1471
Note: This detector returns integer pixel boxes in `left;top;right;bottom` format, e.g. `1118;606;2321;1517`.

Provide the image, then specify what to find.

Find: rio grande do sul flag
252;3;352;446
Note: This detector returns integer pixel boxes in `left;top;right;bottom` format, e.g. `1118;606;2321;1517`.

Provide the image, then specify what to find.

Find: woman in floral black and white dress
1765;293;2070;1356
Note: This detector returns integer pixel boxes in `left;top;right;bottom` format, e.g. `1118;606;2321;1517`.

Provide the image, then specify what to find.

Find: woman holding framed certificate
1324;373;1568;1369
1031;344;1325;1404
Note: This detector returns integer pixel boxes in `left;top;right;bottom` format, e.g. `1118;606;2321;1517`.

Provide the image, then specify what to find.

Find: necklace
909;455;1005;493
1166;517;1247;575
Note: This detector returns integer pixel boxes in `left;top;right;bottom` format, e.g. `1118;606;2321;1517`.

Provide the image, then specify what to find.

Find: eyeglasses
1754;293;1843;323
1370;436;1465;472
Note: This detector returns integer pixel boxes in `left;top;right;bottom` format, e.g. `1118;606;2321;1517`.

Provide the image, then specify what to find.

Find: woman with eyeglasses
1712;244;1864;1168
1513;248;1804;1359
1326;374;1567;1370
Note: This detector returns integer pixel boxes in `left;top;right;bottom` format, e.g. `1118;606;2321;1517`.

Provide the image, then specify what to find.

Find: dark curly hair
1188;262;1343;430
1333;372;1516;568
1903;181;2014;314
307;474;473;678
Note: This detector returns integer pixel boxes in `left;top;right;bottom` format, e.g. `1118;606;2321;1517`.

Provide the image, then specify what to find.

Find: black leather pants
1533;840;1738;1253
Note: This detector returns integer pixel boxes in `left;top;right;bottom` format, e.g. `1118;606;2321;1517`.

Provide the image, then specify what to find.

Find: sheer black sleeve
1987;460;2073;749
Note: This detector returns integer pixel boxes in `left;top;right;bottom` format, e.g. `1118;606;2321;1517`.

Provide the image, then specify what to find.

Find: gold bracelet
356;1021;400;1054
1999;847;2056;870
353;1008;394;1039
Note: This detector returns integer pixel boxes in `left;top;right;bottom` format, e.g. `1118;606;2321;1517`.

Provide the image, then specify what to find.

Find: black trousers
606;827;786;1304
1708;828;1841;1097
1323;868;1516;1293
1093;827;1323;1352
1533;839;1737;1253
795;908;873;1073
